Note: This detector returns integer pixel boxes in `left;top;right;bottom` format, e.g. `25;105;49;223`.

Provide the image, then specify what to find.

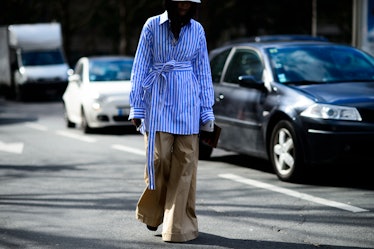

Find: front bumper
301;119;374;164
86;103;132;128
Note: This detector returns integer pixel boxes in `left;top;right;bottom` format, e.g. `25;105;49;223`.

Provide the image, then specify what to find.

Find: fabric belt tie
142;60;192;190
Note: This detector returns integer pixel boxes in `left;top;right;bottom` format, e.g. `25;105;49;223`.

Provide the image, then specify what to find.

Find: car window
223;49;263;83
21;49;65;66
210;48;231;82
331;50;374;71
89;59;133;82
267;46;374;83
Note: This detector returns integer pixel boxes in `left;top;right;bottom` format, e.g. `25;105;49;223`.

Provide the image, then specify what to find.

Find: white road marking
219;173;369;213
56;130;96;143
0;141;24;154
112;144;145;156
25;122;48;131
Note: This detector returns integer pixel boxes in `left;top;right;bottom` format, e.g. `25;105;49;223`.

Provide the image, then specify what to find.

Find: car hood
297;82;374;106
83;81;132;95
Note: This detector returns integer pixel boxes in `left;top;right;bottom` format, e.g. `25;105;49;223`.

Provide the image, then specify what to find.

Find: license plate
117;107;130;116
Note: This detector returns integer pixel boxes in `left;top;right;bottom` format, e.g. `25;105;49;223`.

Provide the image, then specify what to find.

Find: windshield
89;59;133;82
266;45;374;84
21;49;65;66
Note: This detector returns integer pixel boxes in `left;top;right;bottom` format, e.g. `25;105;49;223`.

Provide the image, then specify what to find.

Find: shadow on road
1;228;368;249
189;232;367;249
85;125;140;135
209;153;374;190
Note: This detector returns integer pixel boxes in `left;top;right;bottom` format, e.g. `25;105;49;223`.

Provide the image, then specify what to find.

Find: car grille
113;115;129;122
97;115;109;121
359;107;374;123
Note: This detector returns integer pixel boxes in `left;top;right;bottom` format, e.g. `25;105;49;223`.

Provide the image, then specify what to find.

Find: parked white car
62;56;134;133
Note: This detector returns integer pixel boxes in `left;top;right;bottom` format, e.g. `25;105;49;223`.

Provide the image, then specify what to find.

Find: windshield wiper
283;80;323;86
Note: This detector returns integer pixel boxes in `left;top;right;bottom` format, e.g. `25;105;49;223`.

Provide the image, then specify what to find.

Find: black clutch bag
199;123;221;148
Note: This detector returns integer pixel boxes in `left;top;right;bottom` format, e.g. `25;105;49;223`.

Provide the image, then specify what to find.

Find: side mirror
68;74;81;82
67;69;74;76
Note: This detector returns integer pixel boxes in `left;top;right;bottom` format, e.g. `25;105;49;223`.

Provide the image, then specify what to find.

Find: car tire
81;108;92;134
198;139;213;160
63;104;75;128
270;120;303;182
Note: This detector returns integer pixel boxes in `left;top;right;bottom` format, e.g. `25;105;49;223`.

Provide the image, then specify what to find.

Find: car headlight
300;104;362;121
91;94;106;111
16;67;28;84
91;101;101;111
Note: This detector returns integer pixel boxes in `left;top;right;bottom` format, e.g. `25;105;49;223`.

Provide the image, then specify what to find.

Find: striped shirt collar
160;11;169;25
159;11;192;26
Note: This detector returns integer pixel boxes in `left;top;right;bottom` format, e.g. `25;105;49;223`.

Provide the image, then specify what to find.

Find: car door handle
216;93;224;102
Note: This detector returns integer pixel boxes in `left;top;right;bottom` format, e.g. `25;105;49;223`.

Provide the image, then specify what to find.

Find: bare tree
118;0;127;54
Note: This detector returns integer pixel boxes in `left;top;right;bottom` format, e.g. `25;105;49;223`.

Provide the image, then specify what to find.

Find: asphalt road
0;98;373;249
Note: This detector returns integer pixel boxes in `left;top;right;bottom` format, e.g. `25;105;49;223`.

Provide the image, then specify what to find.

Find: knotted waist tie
142;60;192;190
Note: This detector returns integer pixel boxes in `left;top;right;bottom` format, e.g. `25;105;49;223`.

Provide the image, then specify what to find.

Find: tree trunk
119;0;127;55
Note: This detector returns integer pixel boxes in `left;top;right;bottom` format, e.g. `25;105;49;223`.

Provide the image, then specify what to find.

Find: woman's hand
131;118;141;128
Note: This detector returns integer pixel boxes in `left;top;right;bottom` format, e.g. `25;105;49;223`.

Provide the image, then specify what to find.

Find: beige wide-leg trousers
136;132;199;242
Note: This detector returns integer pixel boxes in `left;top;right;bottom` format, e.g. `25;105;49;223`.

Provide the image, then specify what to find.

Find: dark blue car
200;36;374;182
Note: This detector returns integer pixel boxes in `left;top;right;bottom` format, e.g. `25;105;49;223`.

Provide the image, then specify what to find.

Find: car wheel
63;104;75;128
198;139;213;160
81;108;92;134
270;120;303;182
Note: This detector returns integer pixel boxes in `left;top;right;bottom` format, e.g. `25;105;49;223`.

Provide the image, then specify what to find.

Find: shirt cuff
200;107;214;124
129;107;145;120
